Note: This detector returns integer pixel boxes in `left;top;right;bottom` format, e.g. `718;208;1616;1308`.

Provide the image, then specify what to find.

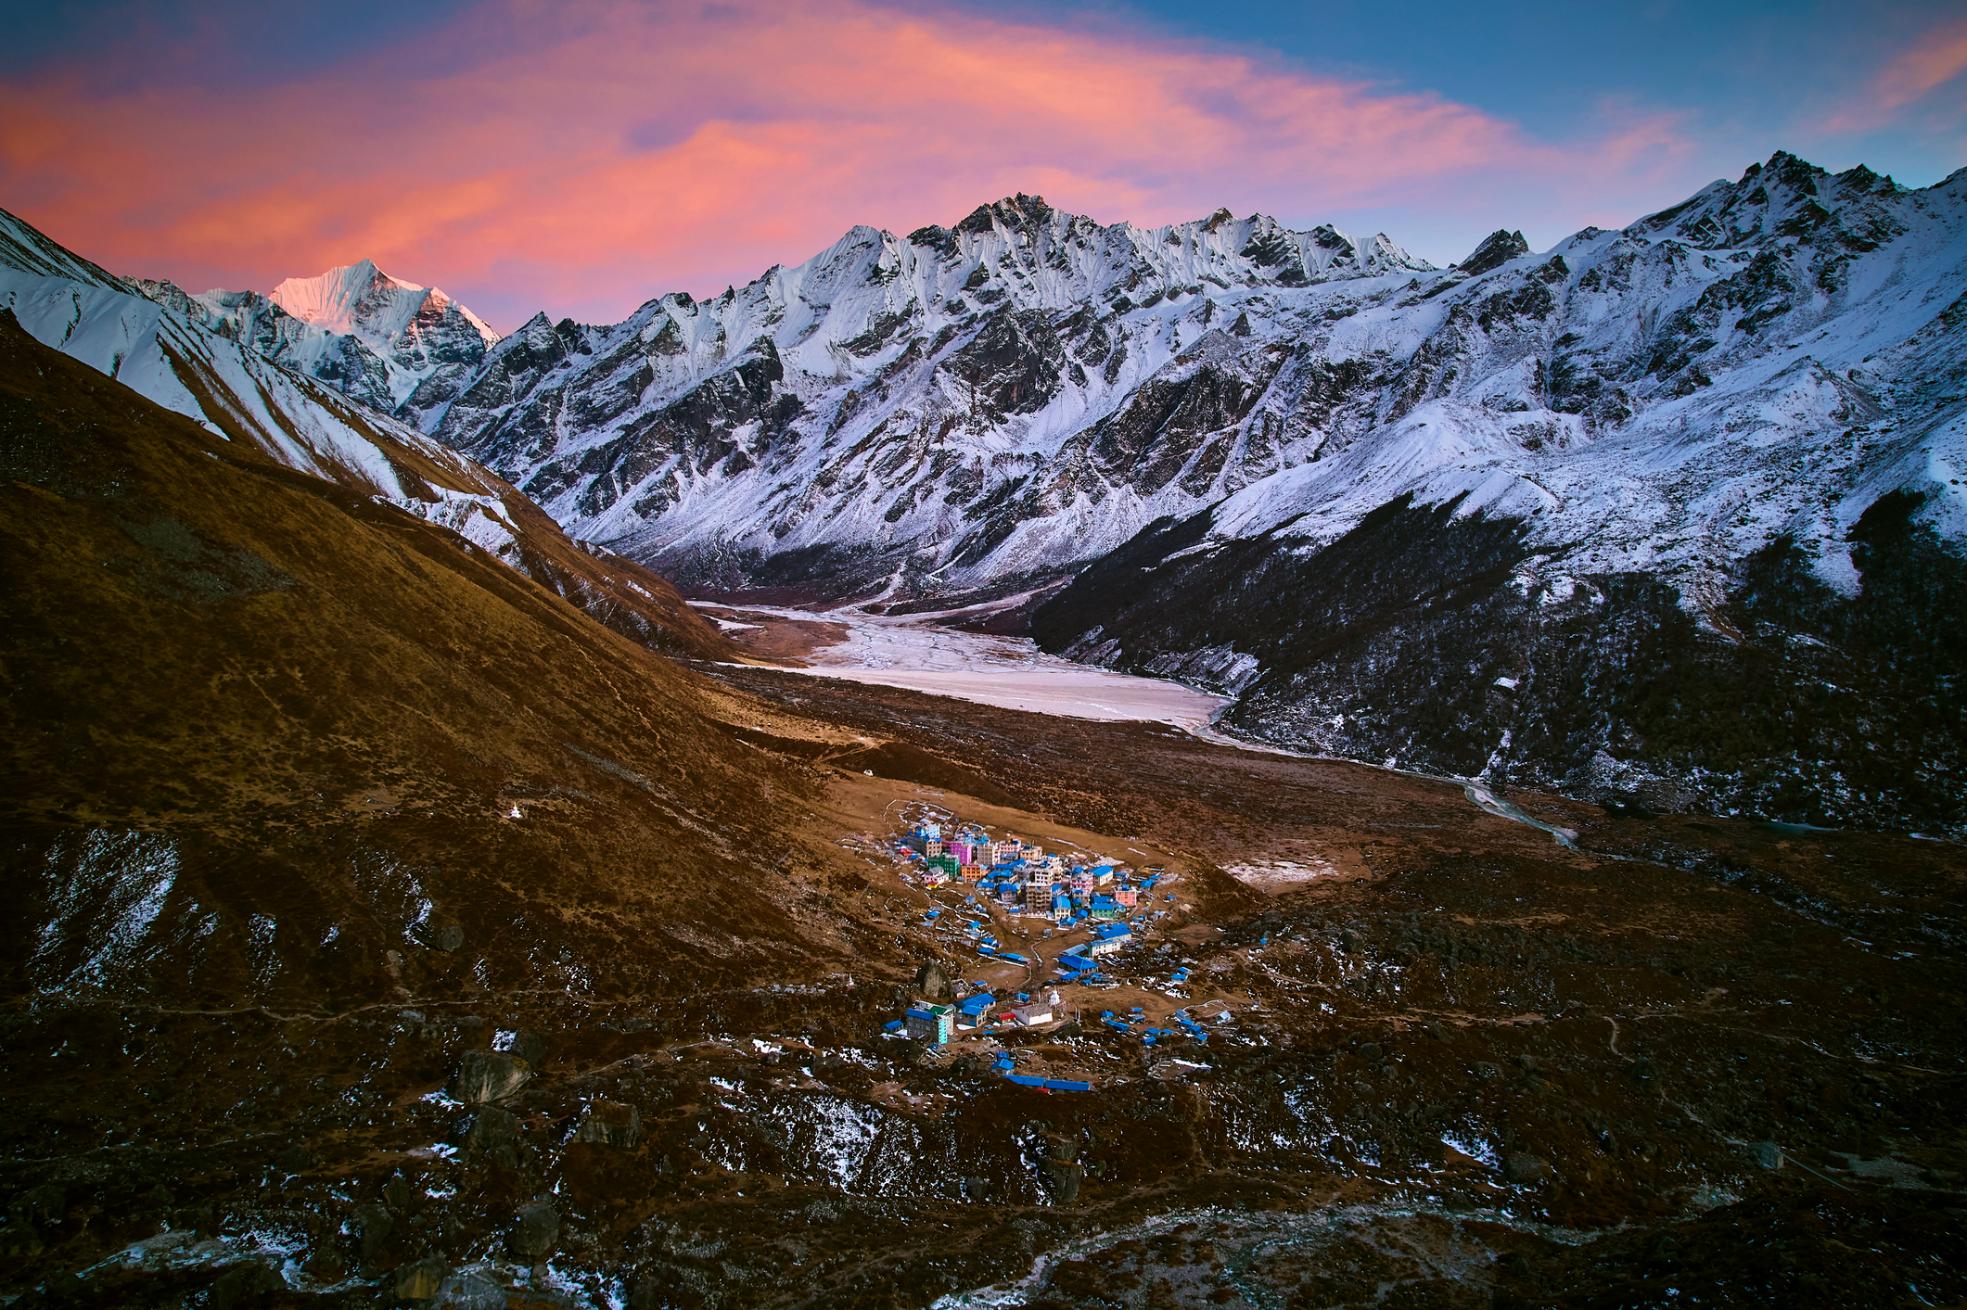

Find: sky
2;0;1963;331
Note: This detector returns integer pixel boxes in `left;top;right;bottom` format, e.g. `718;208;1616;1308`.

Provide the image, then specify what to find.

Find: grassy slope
0;308;859;1007
152;305;734;664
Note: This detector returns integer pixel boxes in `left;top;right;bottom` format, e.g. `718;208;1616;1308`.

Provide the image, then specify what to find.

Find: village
871;804;1242;1091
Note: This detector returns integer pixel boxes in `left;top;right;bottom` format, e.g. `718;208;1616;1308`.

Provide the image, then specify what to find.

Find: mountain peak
271;259;417;333
954;193;1055;236
1457;229;1530;276
269;259;497;350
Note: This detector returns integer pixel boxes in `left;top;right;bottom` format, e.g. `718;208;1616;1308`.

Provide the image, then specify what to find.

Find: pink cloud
1822;13;1967;133
0;0;1695;328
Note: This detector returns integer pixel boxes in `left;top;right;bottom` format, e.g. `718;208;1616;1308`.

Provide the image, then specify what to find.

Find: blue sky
980;0;1966;186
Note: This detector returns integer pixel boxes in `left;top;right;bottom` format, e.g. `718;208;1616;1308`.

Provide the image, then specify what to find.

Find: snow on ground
1223;858;1339;889
739;605;1229;728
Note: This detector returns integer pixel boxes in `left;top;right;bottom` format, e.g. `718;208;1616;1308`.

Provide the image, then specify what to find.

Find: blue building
904;1003;953;1045
1087;922;1133;956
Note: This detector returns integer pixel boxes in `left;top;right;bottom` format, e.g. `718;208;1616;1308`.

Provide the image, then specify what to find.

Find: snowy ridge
269;257;499;397
391;157;1963;606
3;205;729;661
1;207;524;560
132;255;500;425
404;195;1433;585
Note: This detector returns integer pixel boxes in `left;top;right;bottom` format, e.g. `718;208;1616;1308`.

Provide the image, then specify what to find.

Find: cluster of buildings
896;820;1167;927
879;812;1201;1082
898;986;1058;1045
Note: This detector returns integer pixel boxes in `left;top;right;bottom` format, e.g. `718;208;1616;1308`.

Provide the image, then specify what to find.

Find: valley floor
704;600;1230;729
6;630;1964;1309
702;660;1967;1307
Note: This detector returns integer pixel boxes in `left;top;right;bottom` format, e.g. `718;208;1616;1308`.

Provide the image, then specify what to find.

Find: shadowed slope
0;205;731;664
0;307;855;1008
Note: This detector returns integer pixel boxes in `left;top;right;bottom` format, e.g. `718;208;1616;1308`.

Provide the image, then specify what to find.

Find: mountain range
5;149;1964;832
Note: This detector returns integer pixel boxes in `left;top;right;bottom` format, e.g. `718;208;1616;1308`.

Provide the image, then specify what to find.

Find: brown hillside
0;308;864;1008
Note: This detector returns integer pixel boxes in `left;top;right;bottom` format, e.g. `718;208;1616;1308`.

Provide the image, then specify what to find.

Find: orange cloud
0;0;1692;327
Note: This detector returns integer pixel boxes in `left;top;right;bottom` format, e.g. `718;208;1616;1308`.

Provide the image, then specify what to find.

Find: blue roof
956;993;996;1016
1092;922;1132;939
904;1009;937;1022
1059;952;1097;971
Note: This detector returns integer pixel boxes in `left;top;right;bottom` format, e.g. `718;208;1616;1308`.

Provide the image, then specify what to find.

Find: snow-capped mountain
269;259;499;410
137;257;499;429
389;161;1962;620
413;193;1435;592
0;207;723;659
378;153;1964;831
45;151;1961;830
1021;154;1967;830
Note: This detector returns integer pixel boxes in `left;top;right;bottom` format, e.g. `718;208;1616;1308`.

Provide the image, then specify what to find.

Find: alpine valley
4;146;1967;1310
92;150;1967;836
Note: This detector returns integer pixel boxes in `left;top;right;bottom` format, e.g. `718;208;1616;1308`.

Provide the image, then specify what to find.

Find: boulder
208;1260;285;1309
573;1100;642;1149
914;961;952;1000
434;1268;508;1310
1503;1152;1548;1185
394;1255;447;1301
352;1201;400;1275
507;1029;550;1067
1037;1134;1083;1204
1749;1140;1784;1171
453;1050;530;1104
304;1237;348;1284
466;1105;524;1171
507;1198;560;1262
